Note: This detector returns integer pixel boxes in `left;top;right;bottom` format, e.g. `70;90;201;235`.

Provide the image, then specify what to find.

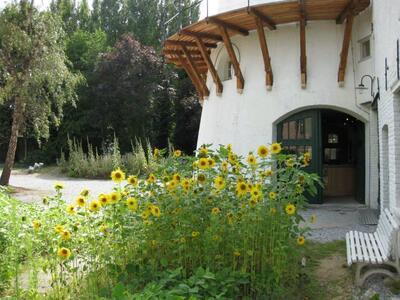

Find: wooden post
254;16;273;90
177;54;204;101
180;44;210;98
338;14;354;86
219;25;245;93
195;37;223;96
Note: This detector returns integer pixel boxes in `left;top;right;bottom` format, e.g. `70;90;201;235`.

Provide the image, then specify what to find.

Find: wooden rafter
164;40;217;49
219;25;245;93
163;49;207;56
177;54;204;100
338;14;354;86
179;29;222;42
254;15;273;90
299;0;307;88
248;7;276;31
195;37;223;96
180;44;210;98
166;56;204;63
207;17;249;36
336;0;360;24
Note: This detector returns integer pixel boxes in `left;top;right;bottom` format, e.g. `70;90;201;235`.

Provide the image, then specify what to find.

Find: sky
0;0;93;10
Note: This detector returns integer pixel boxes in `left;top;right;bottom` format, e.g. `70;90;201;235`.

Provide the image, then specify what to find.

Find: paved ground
8;170;115;204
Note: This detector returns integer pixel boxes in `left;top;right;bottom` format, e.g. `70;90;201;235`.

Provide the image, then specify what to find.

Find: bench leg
356;265;399;287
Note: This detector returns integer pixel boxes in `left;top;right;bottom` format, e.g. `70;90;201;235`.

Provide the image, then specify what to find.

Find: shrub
1;144;319;298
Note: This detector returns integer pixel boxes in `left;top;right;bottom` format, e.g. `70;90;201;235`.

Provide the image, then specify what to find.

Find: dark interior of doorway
321;110;365;204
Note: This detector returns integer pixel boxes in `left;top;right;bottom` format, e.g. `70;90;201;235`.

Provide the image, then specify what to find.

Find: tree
89;34;162;151
0;1;82;185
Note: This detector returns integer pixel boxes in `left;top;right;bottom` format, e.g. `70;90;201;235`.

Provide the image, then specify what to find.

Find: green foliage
0;144;320;299
59;136;156;178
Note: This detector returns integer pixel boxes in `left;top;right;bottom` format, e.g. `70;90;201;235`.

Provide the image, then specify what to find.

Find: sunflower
228;152;237;164
75;196;86;207
286;158;295;168
191;231;200;238
98;193;110;206
126;197;138;211
181;179;190;188
54;224;64;233
111;168;126;183
233;250;241;257
127;175;139;186
270;207;277;215
172;173;181;182
221;161;229;172
303;152;311;166
211;207;221;215
269;191;277;200
296;184;303;194
257;145;269;158
297;236;305;246
199;146;208;156
141;211;150;220
227;212;234;224
196;158;208;170
180;237;186;243
227;144;233;152
57;247;71;260
54;182;64;190
285;203;296;215
166;180;178;192
174;149;182;157
89;200;101;212
249;198;258;207
271;143;282;154
236;181;248;197
208;158;216;167
264;169;273;177
80;188;89;197
247;154;257;166
214;176;225;190
151;205;161;217
147;173;156;184
32;220;41;231
197;173;206;184
66;205;76;215
99;225;108;233
251;187;262;200
153;148;160;157
61;230;72;240
109;192;121;203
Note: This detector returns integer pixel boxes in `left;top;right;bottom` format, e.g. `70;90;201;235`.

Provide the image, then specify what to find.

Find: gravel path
8;170;115;204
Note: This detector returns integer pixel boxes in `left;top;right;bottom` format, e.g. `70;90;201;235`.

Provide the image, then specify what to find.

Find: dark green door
277;110;323;204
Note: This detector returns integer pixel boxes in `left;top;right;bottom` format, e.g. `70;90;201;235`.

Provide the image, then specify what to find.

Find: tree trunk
0;98;24;186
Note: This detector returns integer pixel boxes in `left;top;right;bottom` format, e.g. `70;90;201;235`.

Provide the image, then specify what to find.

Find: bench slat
354;231;363;262
374;232;389;261
349;231;357;263
363;233;376;263
346;232;352;266
359;232;369;262
385;208;400;229
369;233;383;264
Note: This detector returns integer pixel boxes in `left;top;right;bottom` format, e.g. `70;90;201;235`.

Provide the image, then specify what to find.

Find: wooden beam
219;25;245;93
207;17;249;36
195;37;223;96
248;8;276;31
179;29;222;42
180;44;210;98
299;0;306;89
338;14;354;86
336;0;359;24
177;54;204;100
164;40;217;49
254;15;273;90
163;49;207;56
166;56;205;62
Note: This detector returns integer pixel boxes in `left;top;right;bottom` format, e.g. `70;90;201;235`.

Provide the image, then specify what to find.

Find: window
328;133;339;144
216;45;239;82
360;37;371;60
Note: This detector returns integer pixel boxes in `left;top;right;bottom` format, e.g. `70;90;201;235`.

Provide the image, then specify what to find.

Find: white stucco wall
373;0;400;214
195;4;379;207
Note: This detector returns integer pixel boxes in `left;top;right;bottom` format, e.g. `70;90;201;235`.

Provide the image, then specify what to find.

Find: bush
0;144;319;299
59;136;157;178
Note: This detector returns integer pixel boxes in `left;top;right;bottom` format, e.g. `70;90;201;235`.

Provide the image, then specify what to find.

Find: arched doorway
277;109;365;204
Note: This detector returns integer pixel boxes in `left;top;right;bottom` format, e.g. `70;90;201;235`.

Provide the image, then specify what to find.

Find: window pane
282;122;289;140
289;121;297;139
297;119;305;139
305;118;312;139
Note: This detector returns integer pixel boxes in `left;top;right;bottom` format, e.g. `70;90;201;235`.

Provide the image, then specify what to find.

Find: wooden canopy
163;0;370;98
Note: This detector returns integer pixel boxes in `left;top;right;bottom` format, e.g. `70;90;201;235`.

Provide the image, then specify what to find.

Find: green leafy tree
0;1;82;185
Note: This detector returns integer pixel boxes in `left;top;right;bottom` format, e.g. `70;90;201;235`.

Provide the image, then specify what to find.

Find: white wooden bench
346;208;400;286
